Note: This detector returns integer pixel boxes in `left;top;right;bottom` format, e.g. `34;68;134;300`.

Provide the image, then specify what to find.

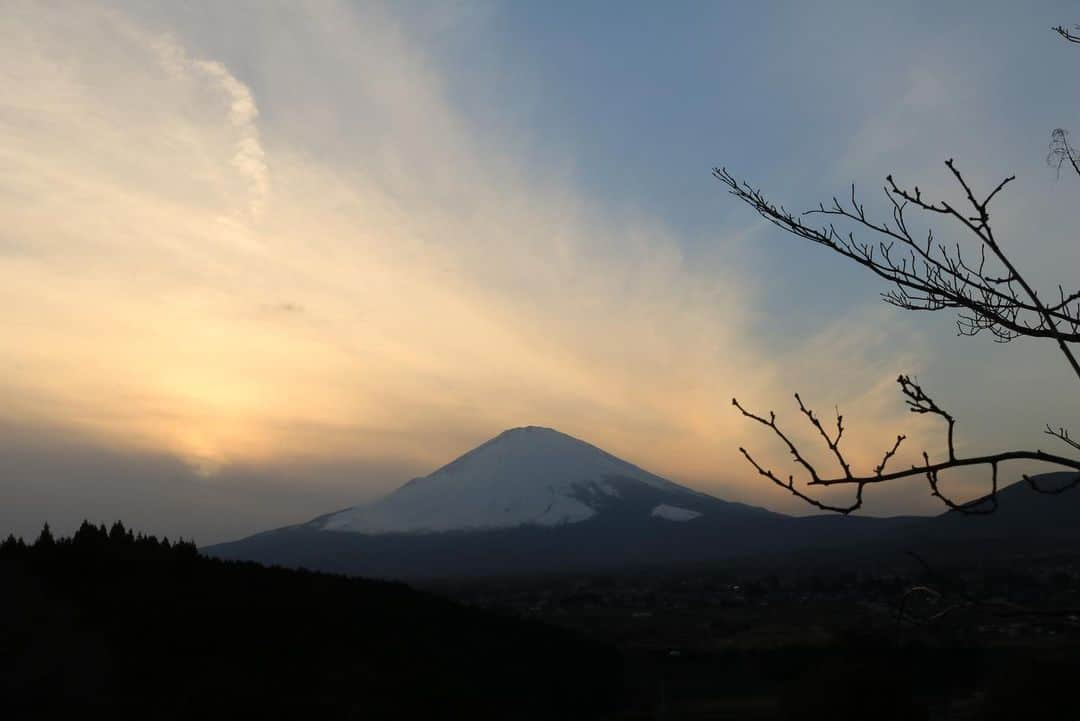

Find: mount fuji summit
319;426;742;534
205;427;909;578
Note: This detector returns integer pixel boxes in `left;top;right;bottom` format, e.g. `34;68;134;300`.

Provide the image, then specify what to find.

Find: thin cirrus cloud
1;1;966;541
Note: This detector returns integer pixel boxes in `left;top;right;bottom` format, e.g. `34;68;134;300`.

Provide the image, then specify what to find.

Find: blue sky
2;1;1078;542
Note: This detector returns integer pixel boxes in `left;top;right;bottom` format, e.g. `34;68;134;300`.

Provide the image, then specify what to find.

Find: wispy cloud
192;59;269;220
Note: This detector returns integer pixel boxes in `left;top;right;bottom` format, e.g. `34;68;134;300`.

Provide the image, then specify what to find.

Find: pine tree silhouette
0;533;24;558
109;521;128;543
34;522;54;549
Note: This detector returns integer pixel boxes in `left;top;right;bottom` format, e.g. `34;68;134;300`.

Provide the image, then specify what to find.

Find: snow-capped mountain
318;426;713;534
204;426;915;578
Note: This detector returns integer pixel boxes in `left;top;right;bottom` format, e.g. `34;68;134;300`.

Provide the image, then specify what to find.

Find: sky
3;1;1079;544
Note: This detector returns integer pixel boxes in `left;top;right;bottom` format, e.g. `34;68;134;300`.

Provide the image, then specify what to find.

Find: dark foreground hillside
0;523;619;720
447;561;1080;720
8;520;1080;720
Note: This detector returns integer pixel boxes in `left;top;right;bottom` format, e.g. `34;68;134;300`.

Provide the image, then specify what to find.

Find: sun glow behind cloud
2;1;956;523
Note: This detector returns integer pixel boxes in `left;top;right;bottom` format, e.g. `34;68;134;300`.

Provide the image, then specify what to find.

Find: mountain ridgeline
206;426;1079;579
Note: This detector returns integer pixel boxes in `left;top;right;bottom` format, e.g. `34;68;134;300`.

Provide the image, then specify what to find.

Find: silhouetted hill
741;472;1080;573
939;471;1080;526
895;472;1080;559
1;522;618;720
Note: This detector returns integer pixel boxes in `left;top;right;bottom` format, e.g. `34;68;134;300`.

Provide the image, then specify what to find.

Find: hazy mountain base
205;473;1080;581
205;476;917;580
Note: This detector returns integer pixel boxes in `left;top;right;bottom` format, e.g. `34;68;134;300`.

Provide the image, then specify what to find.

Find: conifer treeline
0;520;199;560
3;518;619;719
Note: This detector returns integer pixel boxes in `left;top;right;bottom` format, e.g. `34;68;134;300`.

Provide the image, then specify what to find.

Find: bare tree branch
1047;128;1080;179
1046;425;1080;453
1054;24;1080;44
713;164;1080;380
733;377;1080;514
895;552;1080;630
717;24;1080;515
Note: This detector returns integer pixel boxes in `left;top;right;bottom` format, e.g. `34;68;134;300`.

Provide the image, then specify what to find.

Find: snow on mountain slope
650;504;702;522
320;426;704;534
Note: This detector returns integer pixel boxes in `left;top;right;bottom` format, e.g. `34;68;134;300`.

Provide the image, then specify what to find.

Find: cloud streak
192;59;269;220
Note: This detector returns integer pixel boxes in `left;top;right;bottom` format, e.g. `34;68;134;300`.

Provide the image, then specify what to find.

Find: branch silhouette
1053;24;1080;44
717;26;1080;514
714;164;1080;377
733;377;1080;514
